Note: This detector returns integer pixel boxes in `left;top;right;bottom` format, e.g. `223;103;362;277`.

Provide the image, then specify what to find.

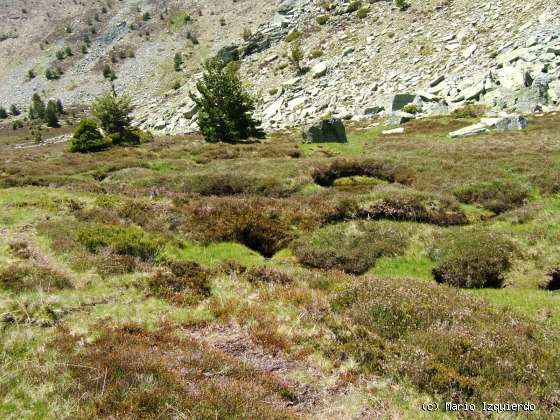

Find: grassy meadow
1;113;560;418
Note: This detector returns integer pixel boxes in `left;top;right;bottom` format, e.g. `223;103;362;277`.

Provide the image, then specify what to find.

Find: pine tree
189;58;264;143
92;91;133;134
29;94;46;120
45;100;60;127
0;107;7;119
10;104;20;116
288;42;304;74
55;99;64;114
174;53;183;72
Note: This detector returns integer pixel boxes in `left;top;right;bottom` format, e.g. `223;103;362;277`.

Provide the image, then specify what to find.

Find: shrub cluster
453;179;529;214
77;224;166;261
429;228;516;288
245;266;294;285
148;261;212;305
291;221;411;274
328;277;560;406
356;186;468;226
0;262;72;292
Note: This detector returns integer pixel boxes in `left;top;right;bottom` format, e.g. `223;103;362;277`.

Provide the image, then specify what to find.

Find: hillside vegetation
1;112;560;418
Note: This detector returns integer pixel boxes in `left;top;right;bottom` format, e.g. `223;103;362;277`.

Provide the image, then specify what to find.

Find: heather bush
328;277;560;405
453;179;529;214
0;262;72;292
148;261;212;305
429;228;516;288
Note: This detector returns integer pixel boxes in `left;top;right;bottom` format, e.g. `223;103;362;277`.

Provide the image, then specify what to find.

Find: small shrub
308;48;323;59
284;31;301;43
402;103;419;114
0;106;7;119
357;7;369;18
69;119;108;153
148;261;211;305
291;221;410;274
8;241;31;259
395;0;409;10
453;179;529;214
316;15;329;25
77;224;166;261
429;228;516;288
346;1;362;13
451;104;486;119
0;262;72;292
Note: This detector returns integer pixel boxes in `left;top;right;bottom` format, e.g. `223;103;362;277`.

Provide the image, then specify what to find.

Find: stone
382;127;405;135
311;62;328;78
364;105;383;115
497;48;529;66
387;111;415;125
462;81;486;101
497;66;528;90
495;115;528;131
416;90;439;102
385;93;416;111
548;80;560;102
462;44;477;59
302;118;347;143
429;75;445;87
449;123;489;138
216;45;240;65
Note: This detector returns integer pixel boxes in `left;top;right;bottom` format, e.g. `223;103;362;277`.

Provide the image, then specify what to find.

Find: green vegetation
288;42;305;74
190;58;264;143
1;113;560;418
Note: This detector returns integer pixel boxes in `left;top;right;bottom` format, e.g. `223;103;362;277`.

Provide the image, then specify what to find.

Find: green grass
161;241;265;268
299;124;386;156
370;255;436;280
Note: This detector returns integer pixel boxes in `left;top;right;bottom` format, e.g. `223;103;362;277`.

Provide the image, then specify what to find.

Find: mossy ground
1;113;560;418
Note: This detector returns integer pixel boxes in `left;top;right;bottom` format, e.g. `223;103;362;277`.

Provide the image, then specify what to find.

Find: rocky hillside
1;0;560;134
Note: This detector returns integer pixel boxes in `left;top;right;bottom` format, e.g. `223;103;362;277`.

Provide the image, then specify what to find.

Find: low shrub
181;173;298;197
77;224;166;261
311;158;415;187
8;241;32;259
0;262;72;292
69;119;108;153
148;261;212;305
356;185;468;226
328;277;560;406
107;127;152;146
316;15;329;25
291;221;410;274
56;325;296;418
178;197;301;257
451;104;486;119
453;179;529;214
429;228;516;288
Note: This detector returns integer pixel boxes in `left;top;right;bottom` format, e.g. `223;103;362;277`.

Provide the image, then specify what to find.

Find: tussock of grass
291;221;411;274
148;261;212;305
453;179;529;214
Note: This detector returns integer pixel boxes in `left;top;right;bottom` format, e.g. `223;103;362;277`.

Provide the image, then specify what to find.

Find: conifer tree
189;58;264;143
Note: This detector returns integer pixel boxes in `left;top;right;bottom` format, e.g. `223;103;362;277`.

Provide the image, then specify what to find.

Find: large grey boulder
302;118;347;143
495;115;528;131
449;123;488;138
386;93;416;111
216;45;240;65
387;111;415;126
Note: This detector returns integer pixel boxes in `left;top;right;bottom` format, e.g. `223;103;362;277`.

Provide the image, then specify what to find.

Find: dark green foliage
190;58;264;143
429;228;516;288
454;179;529;214
55;99;64;114
291;221;411;274
56;50;65;60
102;65;116;80
173;52;183;71
148;261;212;305
329;277;560;405
10;104;20;116
64;46;73;56
0;262;72;292
0;106;7;119
346;1;362;13
92;91;133;135
28;69;36;79
28;93;45;120
45;67;61;80
69;119;108;153
45;100;60;128
77;224;166;261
